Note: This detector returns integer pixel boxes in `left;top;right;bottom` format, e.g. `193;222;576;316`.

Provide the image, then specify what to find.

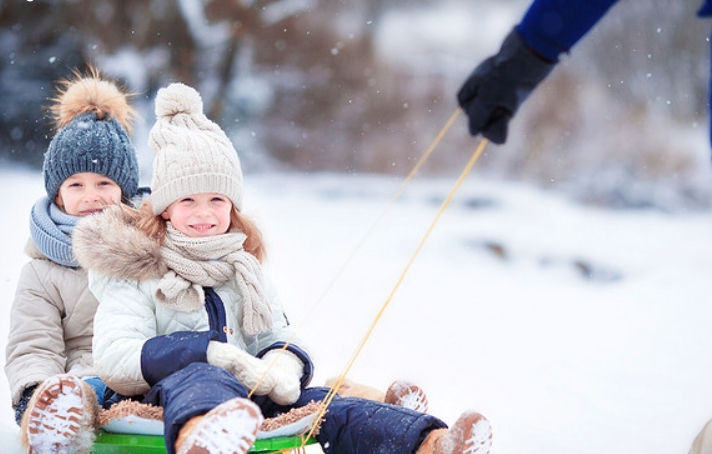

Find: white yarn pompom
154;83;203;118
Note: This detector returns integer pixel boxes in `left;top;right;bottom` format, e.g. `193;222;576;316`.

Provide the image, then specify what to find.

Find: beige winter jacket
4;241;97;407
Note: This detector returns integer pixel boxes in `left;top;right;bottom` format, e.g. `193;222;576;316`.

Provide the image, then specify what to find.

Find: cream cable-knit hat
149;83;243;215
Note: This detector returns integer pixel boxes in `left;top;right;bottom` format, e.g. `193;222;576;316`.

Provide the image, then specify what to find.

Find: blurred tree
0;0;442;175
0;1;84;167
0;0;194;167
1;0;710;209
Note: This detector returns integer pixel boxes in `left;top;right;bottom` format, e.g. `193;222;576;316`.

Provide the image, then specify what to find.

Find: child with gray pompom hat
6;67;141;454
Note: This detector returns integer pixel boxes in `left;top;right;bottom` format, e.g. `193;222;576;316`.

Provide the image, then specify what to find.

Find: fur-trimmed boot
416;411;492;454
327;377;429;412
21;374;98;454
175;397;263;454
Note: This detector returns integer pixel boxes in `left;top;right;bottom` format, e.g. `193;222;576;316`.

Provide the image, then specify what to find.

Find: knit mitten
207;341;275;395
262;349;303;405
21;374;98;454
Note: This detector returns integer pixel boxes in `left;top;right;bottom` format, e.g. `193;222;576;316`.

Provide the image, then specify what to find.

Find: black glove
457;28;556;144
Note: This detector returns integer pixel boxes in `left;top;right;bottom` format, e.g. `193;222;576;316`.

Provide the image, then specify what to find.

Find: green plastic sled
90;430;317;453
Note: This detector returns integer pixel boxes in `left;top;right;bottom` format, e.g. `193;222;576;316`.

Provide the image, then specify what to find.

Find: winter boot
384;379;429;413
21;374;98;454
328;377;429;412
416;411;492;454
175;397;263;454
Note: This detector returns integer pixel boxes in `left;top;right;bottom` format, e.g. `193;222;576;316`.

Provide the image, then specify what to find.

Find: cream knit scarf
157;223;273;336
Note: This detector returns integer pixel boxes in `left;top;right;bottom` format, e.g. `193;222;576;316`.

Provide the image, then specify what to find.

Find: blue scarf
29;197;80;268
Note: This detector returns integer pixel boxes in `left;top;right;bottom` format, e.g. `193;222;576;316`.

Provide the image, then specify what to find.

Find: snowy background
3;0;712;209
3;0;712;453
2;164;712;454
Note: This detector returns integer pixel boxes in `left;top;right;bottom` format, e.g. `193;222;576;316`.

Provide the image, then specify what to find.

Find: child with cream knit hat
5;68;140;454
73;83;492;454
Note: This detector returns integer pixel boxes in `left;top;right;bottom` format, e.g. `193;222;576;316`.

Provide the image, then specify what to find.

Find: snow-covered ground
1;165;712;453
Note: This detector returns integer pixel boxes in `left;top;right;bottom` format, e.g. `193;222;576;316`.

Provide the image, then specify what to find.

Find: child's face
55;172;122;217
161;192;233;237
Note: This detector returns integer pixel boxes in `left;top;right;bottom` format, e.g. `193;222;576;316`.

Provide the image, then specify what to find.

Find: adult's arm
458;0;622;142
517;0;622;61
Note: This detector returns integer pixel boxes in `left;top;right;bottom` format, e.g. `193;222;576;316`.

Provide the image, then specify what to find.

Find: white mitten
262;349;304;405
207;341;275;395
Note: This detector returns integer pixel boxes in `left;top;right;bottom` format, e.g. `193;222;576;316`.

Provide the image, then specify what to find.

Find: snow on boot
21;374;98;454
442;411;492;454
175;397;263;454
384;380;429;413
416;411;492;454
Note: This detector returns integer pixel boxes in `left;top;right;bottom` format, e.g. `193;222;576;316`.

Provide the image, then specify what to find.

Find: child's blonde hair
120;201;265;263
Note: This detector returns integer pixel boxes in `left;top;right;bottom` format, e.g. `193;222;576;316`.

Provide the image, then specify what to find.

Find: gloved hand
207;341;275;395
457;28;556;144
262;349;304;405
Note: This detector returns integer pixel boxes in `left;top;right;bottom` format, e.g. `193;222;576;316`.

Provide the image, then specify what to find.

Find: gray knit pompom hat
149;83;243;215
43;73;139;202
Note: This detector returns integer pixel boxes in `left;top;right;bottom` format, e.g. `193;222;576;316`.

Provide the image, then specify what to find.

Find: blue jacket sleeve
516;0;622;61
257;341;314;388
140;330;220;386
700;0;712;17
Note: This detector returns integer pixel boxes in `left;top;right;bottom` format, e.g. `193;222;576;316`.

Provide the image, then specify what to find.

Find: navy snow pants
144;363;447;454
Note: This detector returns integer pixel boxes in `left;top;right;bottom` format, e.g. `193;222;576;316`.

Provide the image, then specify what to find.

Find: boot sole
26;374;86;454
451;411;492;454
384;380;429;413
178;398;263;454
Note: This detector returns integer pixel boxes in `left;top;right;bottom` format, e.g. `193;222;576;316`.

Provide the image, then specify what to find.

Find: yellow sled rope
249;107;490;449
305;130;489;444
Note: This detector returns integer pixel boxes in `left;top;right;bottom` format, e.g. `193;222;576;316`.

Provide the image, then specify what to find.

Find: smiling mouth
80;208;104;216
190;224;215;232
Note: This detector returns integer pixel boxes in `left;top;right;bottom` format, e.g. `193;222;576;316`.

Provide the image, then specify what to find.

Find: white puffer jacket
88;272;294;396
74;205;301;397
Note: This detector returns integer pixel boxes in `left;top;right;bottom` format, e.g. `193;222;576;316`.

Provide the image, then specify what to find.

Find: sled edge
90;430;317;453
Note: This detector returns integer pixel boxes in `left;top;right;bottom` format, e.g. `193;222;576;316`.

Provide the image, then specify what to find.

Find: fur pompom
50;67;137;134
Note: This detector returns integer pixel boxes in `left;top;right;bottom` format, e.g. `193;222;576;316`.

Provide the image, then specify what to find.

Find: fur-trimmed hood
73;204;167;282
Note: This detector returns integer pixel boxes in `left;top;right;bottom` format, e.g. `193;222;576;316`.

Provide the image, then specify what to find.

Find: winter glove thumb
262;349;304;405
206;341;275;395
457;28;556;144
